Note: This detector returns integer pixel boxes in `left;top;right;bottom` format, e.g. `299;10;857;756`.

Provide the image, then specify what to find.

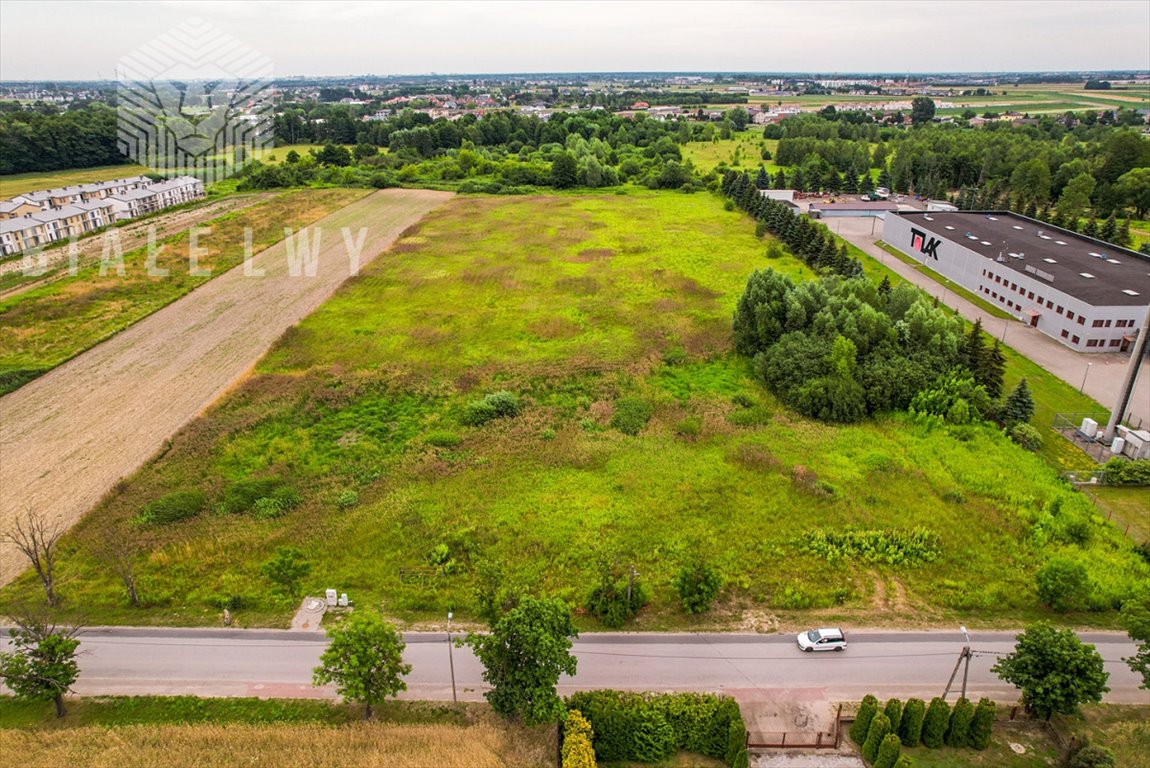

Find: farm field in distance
0;163;151;198
5;189;1144;630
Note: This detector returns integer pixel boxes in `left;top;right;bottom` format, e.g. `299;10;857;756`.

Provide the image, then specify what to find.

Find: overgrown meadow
5;190;1146;628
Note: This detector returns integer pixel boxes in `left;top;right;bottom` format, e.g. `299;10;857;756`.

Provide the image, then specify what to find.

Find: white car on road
797;627;847;652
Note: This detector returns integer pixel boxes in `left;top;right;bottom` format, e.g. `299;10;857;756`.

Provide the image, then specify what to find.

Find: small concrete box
325;589;338;607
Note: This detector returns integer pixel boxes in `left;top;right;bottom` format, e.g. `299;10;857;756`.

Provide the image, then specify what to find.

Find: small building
808;200;899;219
883;210;1149;353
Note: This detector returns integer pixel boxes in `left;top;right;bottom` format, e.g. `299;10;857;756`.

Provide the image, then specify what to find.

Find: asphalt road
9;627;1145;707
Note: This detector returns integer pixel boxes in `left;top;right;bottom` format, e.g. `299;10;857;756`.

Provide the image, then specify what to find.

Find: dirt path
0;189;452;584
0;193;276;298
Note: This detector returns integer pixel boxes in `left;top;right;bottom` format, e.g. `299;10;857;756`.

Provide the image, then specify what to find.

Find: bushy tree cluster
732;268;966;423
722;170;864;278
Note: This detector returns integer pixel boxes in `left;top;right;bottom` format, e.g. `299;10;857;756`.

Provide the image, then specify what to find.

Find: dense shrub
898;698;925;747
882;698;902;735
798;528;941;566
562;709;597;768
218;477;298;516
892;756;913;768
945;697;974;747
461;391;522;426
861;713;891;764
586;566;649;627
134;490;206;525
1067;745;1117;768
424;430;462;448
850;694;880;744
921;697;950;748
567;691;743;765
1009;422;1044;451
1104;457;1150;485
672;559;723;614
968;698;995;750
611;397;654;435
874;733;903;768
1036;557;1092;612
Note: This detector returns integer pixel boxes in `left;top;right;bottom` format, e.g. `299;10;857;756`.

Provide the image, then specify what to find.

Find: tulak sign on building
910;227;941;260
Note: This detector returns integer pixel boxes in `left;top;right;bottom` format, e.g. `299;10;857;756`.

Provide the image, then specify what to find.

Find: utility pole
446;611;457;704
942;625;972;701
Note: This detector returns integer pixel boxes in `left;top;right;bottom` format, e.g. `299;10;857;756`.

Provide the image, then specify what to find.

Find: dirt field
0;193;275;296
0;189;452;585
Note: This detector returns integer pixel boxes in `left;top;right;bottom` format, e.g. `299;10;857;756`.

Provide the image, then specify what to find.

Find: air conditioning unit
1111;437;1126;455
1079;418;1098;439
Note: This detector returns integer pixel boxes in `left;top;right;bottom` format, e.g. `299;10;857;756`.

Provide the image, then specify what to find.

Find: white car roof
816;627;843;636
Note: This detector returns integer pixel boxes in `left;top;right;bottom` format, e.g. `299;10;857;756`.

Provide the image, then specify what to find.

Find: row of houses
0;175;204;256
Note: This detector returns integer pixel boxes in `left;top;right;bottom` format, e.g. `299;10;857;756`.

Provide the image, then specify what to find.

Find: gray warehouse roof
893;211;1150;307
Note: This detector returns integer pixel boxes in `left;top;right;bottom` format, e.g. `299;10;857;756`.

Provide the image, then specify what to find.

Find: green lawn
6;190;1145;630
1087;486;1150;543
681;135;780;174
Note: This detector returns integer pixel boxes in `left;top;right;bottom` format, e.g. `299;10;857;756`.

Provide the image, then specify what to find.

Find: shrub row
853;694;995;761
565;691;745;765
134;476;303;526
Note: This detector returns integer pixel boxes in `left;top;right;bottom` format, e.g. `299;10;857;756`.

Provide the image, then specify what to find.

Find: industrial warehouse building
884;211;1149;353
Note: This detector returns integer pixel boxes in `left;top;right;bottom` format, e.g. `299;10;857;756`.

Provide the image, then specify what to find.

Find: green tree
1115;167;1150;217
874;733;903;768
1057;173;1096;220
1000;378;1034;426
911;97;936;125
260;546;311;599
467;596;578;725
851;694;880;744
1120;593;1150;688
861;713;891;764
672;559;723;614
921;697;950;748
945;697;974;747
961;318;986;373
0;617;80;718
551;152;578;189
898;698;925;746
313;612;411;719
992;623;1109;720
1010;158;1052;205
979;340;1006;400
1099;212;1118;243
882;698;903;737
1036;557;1092;612
968;698;996;750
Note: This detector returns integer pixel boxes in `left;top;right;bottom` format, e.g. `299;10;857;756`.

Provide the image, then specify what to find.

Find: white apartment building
884;211;1149;353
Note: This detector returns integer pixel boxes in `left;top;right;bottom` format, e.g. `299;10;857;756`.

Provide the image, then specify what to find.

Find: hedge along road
0;189;453;585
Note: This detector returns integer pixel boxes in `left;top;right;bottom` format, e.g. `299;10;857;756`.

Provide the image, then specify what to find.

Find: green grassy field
5;189;1145;630
0;188;368;394
0;164;150;198
681;135;780;174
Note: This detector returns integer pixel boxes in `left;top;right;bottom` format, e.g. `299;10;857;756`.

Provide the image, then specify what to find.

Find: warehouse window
1078;317;1085;326
1110;339;1121;347
1072;335;1080;344
1086;340;1099;347
1061;329;1069;338
1092;319;1104;328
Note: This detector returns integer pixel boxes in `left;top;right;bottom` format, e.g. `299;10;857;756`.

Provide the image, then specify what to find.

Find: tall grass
4;191;1145;629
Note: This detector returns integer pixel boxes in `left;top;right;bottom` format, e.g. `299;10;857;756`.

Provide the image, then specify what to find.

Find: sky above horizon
1;0;1148;80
